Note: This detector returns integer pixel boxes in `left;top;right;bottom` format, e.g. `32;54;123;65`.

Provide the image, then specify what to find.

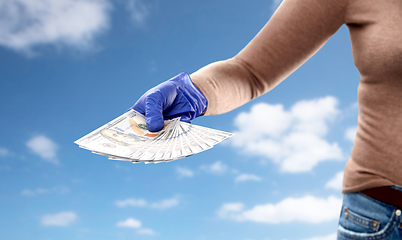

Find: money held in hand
74;110;233;164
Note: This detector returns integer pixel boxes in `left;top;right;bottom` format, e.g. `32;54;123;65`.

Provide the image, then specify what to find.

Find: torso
342;0;402;192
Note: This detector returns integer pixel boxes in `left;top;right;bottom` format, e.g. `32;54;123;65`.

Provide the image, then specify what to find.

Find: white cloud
138;228;156;235
116;218;156;235
176;166;194;178
22;188;48;196
217;195;342;224
116;218;142;228
235;174;262;183
21;186;69;196
218;203;244;215
41;211;77;226
230;97;343;173
0;147;11;157
125;0;148;24
345;126;357;142
26;135;59;164
200;161;228;174
115;198;147;208
115;196;179;209
0;0;110;54
150;197;179;210
302;233;337;240
325;171;343;190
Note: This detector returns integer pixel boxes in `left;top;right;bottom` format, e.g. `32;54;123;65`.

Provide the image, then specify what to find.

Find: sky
0;0;361;240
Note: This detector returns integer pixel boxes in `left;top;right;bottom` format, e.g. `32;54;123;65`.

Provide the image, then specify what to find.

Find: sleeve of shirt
190;0;348;115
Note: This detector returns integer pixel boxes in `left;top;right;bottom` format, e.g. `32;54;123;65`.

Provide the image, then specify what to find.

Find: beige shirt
190;0;402;193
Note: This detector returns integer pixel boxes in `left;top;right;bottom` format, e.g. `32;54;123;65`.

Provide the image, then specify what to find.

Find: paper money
74;110;233;164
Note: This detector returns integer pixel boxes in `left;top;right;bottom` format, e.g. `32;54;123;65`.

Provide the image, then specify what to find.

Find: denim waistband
390;185;402;191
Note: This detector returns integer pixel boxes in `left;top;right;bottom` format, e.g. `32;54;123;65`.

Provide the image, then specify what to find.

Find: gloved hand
127;72;208;132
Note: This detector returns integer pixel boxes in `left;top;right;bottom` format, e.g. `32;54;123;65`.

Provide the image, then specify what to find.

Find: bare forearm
191;0;347;115
191;57;275;115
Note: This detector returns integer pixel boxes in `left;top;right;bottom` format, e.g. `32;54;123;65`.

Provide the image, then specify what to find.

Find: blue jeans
337;186;402;239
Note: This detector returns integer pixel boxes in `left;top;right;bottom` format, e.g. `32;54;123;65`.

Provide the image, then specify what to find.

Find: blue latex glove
127;72;208;132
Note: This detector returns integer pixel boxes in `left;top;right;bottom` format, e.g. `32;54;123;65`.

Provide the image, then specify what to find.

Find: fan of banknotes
74;110;233;164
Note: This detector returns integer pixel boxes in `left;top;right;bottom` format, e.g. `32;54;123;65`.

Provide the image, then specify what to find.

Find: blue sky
0;0;361;240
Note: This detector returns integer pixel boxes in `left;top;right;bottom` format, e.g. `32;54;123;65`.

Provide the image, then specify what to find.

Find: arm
191;0;348;115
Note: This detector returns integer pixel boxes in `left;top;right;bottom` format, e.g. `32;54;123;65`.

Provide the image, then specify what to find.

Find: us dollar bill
75;110;233;164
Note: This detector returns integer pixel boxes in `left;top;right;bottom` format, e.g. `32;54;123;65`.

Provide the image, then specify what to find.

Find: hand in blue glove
127;72;208;132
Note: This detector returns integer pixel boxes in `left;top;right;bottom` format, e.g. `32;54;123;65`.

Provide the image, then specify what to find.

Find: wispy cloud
271;0;283;12
22;188;49;196
125;0;148;25
302;233;337;240
235;174;262;183
178;164;260;184
138;228;156;235
344;126;357;142
149;197;179;209
26;135;59;164
200;161;228;175
0;0;111;55
0;147;11;157
230;97;343;173
41;211;77;226
115;196;179;209
217;195;342;224
176;166;194;178
325;171;343;190
0;166;12;171
116;218;156;235
21;186;69;196
115;198;147;207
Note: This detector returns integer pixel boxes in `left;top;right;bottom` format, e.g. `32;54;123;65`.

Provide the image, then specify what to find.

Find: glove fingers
137;82;176;132
145;94;165;132
163;92;195;122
